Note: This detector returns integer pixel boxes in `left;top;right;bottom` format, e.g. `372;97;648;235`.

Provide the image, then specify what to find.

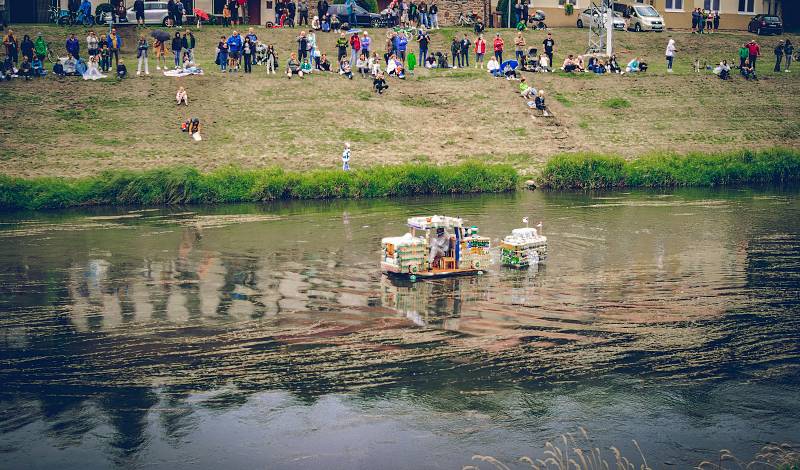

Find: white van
616;3;665;32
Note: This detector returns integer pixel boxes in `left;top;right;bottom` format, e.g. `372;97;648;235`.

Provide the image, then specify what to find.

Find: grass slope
0;25;797;178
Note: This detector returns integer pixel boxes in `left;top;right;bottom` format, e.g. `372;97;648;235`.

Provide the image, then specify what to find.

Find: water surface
1;188;799;469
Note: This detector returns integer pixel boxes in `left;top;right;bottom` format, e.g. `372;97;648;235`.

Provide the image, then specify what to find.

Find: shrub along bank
537;149;800;190
0;162;518;211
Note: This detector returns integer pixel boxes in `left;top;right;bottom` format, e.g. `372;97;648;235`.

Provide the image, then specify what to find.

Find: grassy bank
537;148;800;189
0;25;797;178
0;162;517;210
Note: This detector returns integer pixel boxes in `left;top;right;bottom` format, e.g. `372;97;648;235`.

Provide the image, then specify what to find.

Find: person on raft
428;227;450;267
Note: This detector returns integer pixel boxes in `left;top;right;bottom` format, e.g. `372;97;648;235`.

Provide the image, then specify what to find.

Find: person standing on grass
460;33;471;67
217;35;229;71
342;143;351;171
134;0;145;26
493;33;504;63
3;30;18;65
174;0;185;27
336;32;348;63
171;32;182;68
419;1;428;28
514;31;525;62
167;0;176;25
774;40;784;73
349;31;361;66
397;32;408;64
665;37;676;73
308;31;319;67
108;28;123;68
417;28;429;66
474;34;486;68
66;33;80;60
244;37;255;73
429;1;438;29
543;32;554;71
784;39;793;72
713;10;720;31
184;31;196;62
747;39;761;72
514;0;522;26
738;43;748;69
297;31;309;61
298;0;309;26
522;0;529;23
223;3;231;26
136;33;150;76
317;0;329;25
20;35;34;64
361;32;371;59
227;31;242;72
450;37;460;68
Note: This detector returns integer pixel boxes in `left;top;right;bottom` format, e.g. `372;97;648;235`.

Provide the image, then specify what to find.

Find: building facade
5;0;790;29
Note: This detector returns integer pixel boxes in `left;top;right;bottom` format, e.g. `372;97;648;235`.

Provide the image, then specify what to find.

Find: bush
538;148;800;190
0;162;518;211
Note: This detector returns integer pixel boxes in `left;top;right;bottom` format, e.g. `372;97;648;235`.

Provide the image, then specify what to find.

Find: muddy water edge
1;188;799;469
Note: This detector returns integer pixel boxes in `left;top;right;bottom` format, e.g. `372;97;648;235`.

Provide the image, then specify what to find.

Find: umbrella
193;8;210;21
501;59;519;71
346;28;362;34
151;30;171;43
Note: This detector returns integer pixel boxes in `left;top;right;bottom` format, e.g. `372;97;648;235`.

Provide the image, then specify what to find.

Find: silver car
127;1;171;26
576;9;626;30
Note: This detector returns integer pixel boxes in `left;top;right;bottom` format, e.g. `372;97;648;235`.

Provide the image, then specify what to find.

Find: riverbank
0;161;517;210
0;25;797;178
538;148;800;189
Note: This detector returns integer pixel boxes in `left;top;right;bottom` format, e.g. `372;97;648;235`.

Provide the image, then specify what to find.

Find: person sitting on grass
0;59;13;81
354;53;368;77
19;56;32;80
425;53;436;68
301;58;313;75
83;55;106;80
575;55;586;72
562;55;578;73
608;54;621;74
339;57;353;79
519;76;536;99
740;59;757;80
714;60;730;80
369;52;381;76
532;89;549;116
176;86;188;105
386;54;405;78
487;55;501;76
537;53;550;72
373;72;388;94
318;53;331;71
116;58;127;79
32;55;45;77
286;52;303;78
312;15;321;30
623;57;643;75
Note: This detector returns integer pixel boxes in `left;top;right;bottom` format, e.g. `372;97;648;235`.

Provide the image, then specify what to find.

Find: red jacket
746;42;760;56
493;37;504;52
350;35;361;50
475;38;486;54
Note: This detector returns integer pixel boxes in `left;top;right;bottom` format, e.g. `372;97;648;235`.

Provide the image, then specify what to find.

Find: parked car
621;4;665;32
576;9;626;30
747;15;783;35
326;3;385;28
118;2;171;25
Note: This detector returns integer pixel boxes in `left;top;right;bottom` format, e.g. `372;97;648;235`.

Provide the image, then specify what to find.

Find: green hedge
0;162;518;211
537;149;800;190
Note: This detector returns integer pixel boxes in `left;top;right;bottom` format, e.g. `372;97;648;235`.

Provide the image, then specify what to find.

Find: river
1;188;798;469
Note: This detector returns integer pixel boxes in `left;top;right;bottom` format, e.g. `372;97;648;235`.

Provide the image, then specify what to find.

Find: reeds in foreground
463;428;798;470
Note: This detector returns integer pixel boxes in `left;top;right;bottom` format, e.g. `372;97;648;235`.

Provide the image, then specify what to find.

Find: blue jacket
66;38;80;55
107;34;123;49
397;36;408;52
80;0;91;15
226;35;242;53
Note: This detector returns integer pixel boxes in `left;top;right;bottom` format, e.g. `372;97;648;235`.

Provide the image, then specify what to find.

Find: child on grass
342;143;351;171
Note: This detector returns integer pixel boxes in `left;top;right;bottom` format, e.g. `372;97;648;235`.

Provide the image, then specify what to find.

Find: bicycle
457;11;477;27
76;9;96;26
48;5;72;25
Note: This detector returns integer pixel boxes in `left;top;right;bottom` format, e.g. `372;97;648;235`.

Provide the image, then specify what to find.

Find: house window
558;0;577;6
704;0;720;10
738;0;754;13
214;0;226;14
665;0;683;10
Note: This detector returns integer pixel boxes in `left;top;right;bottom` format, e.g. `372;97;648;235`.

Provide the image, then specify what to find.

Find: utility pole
606;0;614;56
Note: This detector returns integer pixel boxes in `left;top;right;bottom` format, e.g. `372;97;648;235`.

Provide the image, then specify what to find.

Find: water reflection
1;189;799;468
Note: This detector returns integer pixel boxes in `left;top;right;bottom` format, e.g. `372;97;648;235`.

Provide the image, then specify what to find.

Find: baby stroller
254;42;268;65
529;10;547;30
523;48;538;71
